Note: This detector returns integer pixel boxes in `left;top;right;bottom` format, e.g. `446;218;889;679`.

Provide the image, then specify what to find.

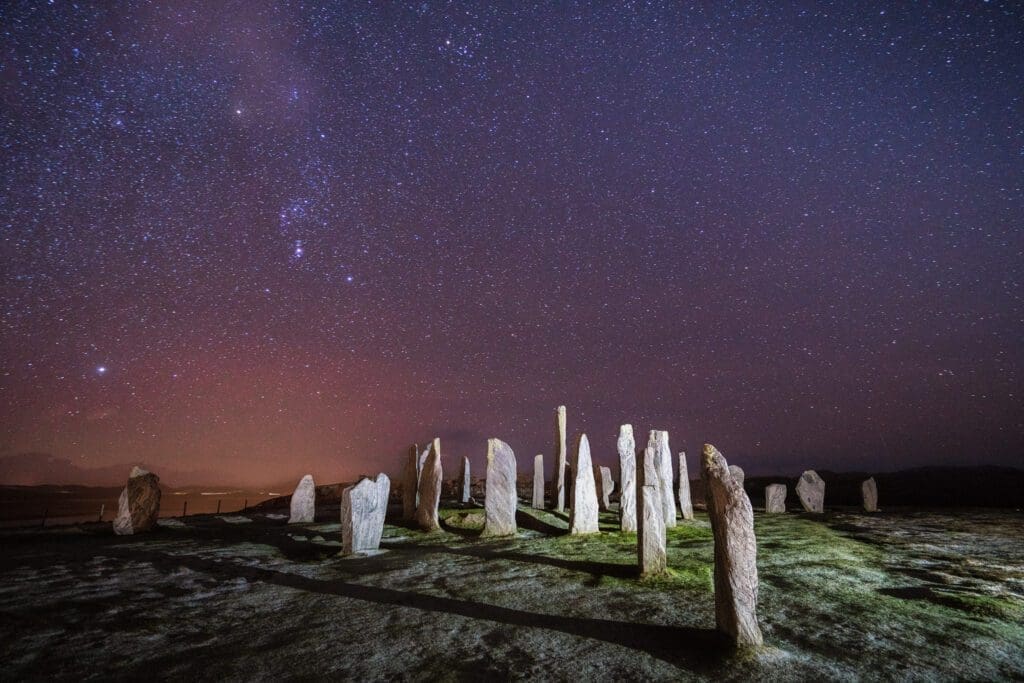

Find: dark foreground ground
0;505;1022;681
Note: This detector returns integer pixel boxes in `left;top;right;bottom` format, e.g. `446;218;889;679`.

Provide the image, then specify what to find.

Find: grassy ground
0;504;1021;680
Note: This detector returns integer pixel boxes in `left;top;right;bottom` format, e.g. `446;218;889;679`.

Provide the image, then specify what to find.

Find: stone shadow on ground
390;543;638;580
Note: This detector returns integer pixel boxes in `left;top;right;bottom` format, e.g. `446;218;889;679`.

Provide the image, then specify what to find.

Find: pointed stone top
578;432;590;451
298;473;314;484
129;466;151;479
702;443;727;472
619;424;633;436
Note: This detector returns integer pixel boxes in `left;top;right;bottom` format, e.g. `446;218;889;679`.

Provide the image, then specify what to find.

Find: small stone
702;444;763;647
796;470;825;513
341;473;390;555
638;483;667;576
597;466;614;511
678;452;693;520
288;474;316;524
113;466;161;536
415;438;442;531
618;425;637;532
483;438;518;537
532;454;544;509
569;434;600;534
765;484;787;513
862;477;878;512
729;465;745;488
554;405;568;512
460;456;471;504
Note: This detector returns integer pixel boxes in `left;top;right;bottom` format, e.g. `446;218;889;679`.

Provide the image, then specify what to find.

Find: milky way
2;2;1021;485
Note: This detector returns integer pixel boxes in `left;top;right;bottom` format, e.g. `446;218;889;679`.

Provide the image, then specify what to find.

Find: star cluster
1;1;1021;485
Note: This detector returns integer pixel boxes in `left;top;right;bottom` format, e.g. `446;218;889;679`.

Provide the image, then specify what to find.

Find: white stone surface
678;451;693;520
598;466;614;511
569;434;600;534
638;483;667;576
618;425;637;532
555;405;567;512
796;470;825;513
765;484;787;513
288;474;316;524
341;473;390;555
483;438;518;537
460;456;471;504
415;438;442;531
532;454;544;509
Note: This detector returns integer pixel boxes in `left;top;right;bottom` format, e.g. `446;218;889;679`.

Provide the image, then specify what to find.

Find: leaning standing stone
460;456;471;504
638;483;667;576
483;438;518;537
569;434;600;534
702;444;763;647
765;484;787;513
288;474;316;524
650;431;677;528
796;470;825;513
678;452;693;520
532;454;545;509
554;405;568;512
862;477;878;512
597;466;614;511
341;474;390;555
618;425;637;532
402;444;419;520
113;466;161;536
415;438;442;531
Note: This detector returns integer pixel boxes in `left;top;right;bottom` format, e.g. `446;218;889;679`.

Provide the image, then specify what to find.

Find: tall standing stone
341;474;390;555
765;484;787;513
702;444;763;647
569;434;600;534
597;466;614;511
649;430;677;528
638;484;667;576
415;438;442;531
459;456;471;504
532;454;545;509
796;469;825;513
618;425;637;532
862;477;878;512
402;444;419;520
288;474;316;524
678;451;694;520
483;439;518;537
554;405;568;512
113;466;161;536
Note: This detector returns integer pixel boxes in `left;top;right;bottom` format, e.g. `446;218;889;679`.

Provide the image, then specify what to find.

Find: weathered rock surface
765;484;787;513
649;430;677;528
415;438;442;531
597;466;614;511
341;474;390;555
702;444;763;647
554;405;568;512
618;424;637;532
862;477;878;512
532;454;544;509
729;465;745;488
113;466;161;536
483;439;518;537
402;444;419;520
460;456;471;503
288;474;316;524
678;451;694;520
569;434;599;534
796;469;825;513
638;483;667;576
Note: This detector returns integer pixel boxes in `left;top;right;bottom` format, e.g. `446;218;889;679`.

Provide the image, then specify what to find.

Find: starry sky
2;1;1022;486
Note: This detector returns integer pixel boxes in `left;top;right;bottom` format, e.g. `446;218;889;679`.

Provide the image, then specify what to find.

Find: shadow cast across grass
389;542;638;580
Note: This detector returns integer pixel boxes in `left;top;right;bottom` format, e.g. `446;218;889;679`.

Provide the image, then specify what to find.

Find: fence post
216;499;221;514
98;503;105;522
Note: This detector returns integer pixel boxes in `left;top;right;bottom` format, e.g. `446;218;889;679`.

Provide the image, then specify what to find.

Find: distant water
0;485;276;528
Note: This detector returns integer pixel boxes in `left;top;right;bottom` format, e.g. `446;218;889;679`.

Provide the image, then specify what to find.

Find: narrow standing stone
402;444;419;520
483;438;518;537
460;456;471;504
765;484;787;513
618;425;637;532
862;477;878;512
638;484;667;576
554;405;568;512
341;473;390;555
569;434;600;534
288;474;316;524
796;469;825;513
678;451;694;520
649;430;677;528
702;444;763;647
597;466;614;511
113;466;161;536
415;438;442;531
532;454;545;509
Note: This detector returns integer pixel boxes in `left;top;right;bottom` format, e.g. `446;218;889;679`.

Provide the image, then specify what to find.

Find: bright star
96;366;107;375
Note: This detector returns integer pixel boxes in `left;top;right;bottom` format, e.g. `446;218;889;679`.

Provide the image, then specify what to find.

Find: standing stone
862;477;878;512
459;456;471;504
796;470;825;513
765;484;787;513
341;474;390;555
402;444;419;520
597;466;614;511
678;452;694;520
702;444;763;647
288;474;316;524
618;425;637;532
532;454;545;509
569;434;600;534
415;438;442;531
729;465;745;488
483;439;518;537
649;431;677;528
113;466;161;536
554;405;568;512
638;484;667;576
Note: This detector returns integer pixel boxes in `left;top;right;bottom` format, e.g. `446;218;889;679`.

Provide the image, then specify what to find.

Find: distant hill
0;453;227;488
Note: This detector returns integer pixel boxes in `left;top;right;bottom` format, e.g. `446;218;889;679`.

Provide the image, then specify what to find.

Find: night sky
2;2;1022;486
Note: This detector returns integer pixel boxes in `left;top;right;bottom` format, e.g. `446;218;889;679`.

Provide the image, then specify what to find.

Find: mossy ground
0;505;1021;680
